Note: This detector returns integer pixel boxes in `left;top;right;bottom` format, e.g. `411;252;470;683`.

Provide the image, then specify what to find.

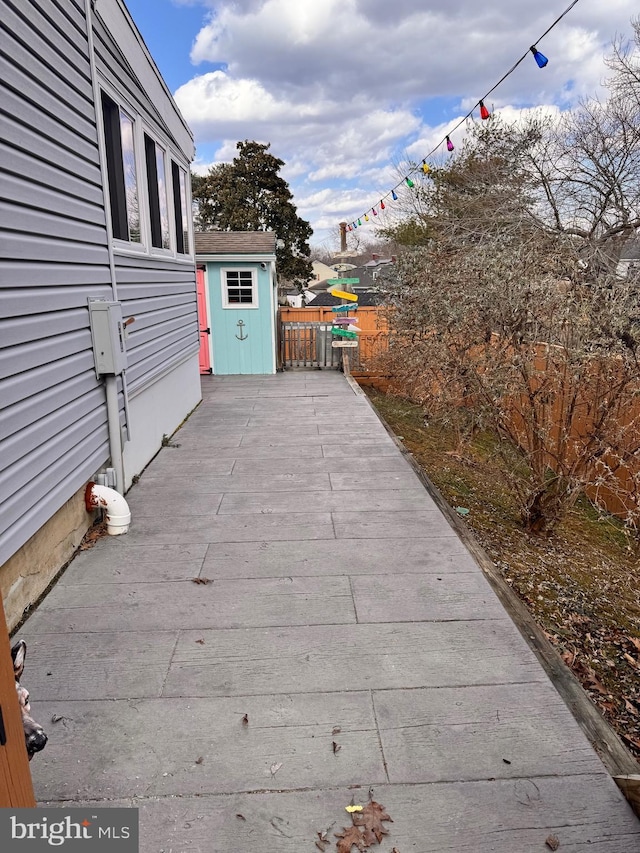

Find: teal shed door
208;264;276;374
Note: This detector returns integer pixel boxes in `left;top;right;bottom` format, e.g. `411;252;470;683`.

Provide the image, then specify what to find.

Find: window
171;161;190;254
144;134;170;249
222;269;257;307
101;91;140;242
100;89;193;256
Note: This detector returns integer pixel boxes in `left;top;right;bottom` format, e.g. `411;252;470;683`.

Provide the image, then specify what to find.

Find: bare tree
379;100;640;533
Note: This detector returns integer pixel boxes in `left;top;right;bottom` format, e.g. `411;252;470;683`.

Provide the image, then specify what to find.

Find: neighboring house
307;258;396;306
0;0;200;628
195;232;278;375
310;260;338;283
617;239;640;279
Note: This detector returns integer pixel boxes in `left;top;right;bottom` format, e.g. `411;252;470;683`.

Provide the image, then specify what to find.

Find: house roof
621;239;640;260
194;231;277;255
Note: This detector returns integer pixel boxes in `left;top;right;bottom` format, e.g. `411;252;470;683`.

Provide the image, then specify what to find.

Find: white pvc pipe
105;375;125;495
85;483;131;536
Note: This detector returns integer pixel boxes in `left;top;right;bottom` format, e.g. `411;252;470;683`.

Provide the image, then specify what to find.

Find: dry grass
364;386;640;764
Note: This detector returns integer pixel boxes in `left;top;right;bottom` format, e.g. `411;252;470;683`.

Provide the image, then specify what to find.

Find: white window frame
142;129;173;256
97;80;194;261
221;268;259;309
99;88;147;253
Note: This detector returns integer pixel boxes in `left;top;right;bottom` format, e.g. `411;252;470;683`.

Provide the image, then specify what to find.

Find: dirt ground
364;386;640;767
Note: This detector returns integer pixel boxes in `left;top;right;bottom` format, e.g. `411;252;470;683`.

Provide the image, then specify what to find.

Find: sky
124;0;638;249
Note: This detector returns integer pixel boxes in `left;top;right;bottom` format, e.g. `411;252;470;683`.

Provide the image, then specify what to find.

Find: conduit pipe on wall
85;482;131;536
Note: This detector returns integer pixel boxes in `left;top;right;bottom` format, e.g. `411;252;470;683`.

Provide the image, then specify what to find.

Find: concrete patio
20;371;640;851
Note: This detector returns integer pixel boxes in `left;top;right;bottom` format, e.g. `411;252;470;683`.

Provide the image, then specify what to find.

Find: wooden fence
278;306;389;371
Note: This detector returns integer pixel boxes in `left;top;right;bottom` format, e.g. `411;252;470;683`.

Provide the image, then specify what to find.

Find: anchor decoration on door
235;319;248;341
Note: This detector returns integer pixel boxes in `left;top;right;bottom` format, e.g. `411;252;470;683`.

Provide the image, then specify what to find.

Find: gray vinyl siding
0;0;110;566
115;256;199;393
92;9;199;395
0;0;197;568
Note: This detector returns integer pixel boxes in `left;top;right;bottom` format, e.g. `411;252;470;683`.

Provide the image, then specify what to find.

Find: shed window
101;91;140;243
222;270;257;307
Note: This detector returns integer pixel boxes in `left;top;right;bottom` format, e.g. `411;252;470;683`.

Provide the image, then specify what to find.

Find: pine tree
192;140;313;286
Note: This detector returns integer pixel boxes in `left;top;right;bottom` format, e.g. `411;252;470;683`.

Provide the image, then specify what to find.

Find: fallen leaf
270;762;283;776
623;653;639;669
545;834;560;850
195;639;205;645
502;758;511;764
335;826;368;853
241;713;249;726
332;741;341;754
195;756;204;765
235;814;246;821
192;577;212;585
624;699;638;716
315;842;327;852
345;805;363;814
332;727;342;735
621;733;640;751
352;800;393;844
629;637;640;653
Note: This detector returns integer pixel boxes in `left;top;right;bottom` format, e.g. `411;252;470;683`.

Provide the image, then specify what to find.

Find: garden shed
195;232;278;374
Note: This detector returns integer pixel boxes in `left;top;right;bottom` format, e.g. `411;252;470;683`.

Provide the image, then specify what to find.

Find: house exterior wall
0;0;112;576
206;261;276;375
0;0;200;619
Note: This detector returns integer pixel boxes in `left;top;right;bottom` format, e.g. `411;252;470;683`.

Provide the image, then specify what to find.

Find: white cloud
173;0;638;244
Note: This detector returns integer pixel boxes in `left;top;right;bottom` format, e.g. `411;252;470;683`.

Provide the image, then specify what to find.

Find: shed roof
195;231;277;255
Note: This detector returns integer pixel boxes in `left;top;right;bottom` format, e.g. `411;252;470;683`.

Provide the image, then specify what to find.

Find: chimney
339;222;347;253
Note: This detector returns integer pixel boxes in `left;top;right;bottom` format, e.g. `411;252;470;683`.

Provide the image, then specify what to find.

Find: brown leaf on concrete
241;713;249;726
195;756;204;765
335;826;369;853
545;834;560;850
78;521;108;550
332;741;341;754
192;577;212;585
195;639;205;645
235;814;246;821
352;800;393;844
332;727;342;735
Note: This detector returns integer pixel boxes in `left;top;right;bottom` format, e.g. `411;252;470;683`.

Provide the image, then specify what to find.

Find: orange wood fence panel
0;594;35;806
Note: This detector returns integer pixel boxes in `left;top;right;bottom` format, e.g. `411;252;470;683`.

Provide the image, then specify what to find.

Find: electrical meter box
88;299;128;376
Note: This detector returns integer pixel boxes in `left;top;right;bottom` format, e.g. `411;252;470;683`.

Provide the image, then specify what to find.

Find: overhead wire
349;0;583;228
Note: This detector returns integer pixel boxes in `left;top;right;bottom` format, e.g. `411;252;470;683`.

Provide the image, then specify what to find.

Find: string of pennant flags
347;0;582;233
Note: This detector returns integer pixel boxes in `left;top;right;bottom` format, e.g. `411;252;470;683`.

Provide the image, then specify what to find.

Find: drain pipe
85;482;131;535
105;374;125;494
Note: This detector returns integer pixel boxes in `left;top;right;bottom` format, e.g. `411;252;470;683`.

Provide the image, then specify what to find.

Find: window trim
171;160;190;255
97;81;194;259
100;90;143;248
221;267;259;309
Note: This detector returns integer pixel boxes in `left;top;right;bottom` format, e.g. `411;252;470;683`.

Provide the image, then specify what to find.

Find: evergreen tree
192;140;313;286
